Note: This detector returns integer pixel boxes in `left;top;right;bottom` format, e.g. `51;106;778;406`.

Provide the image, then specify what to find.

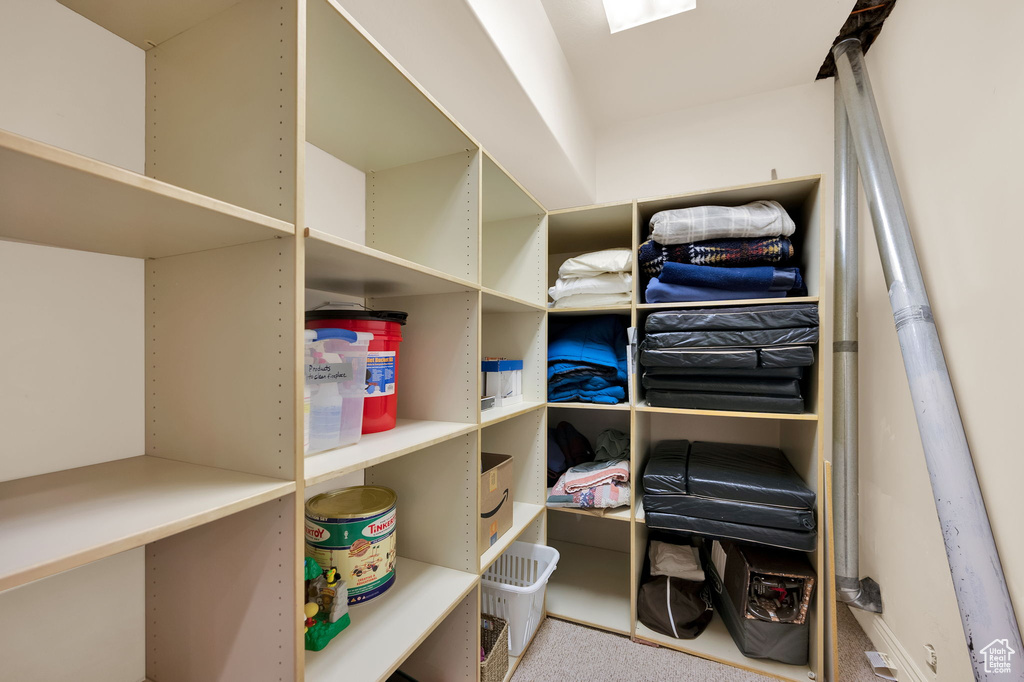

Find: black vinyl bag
636;541;713;640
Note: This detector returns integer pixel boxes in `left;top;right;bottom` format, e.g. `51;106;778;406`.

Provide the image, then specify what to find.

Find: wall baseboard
851;609;930;682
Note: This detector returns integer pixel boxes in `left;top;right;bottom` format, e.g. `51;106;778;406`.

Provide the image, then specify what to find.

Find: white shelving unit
1;2;833;681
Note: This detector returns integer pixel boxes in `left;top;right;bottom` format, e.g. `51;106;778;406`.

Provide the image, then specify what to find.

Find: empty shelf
482;289;546;314
546;540;631;635
480;502;545;572
304;557;478;682
0;455;294;591
481;400;546;426
0;130;293;259
304;419;477;486
305;228;478;298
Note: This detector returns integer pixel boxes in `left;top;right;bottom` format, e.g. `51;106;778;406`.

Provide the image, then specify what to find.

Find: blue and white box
482;359;523;408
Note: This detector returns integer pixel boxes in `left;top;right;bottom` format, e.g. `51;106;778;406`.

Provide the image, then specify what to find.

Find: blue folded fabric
548;315;628;403
660;262;803;292
645;278;779;303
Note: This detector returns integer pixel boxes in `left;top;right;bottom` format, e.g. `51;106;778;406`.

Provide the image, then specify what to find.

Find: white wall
850;1;1024;679
0;0;144;172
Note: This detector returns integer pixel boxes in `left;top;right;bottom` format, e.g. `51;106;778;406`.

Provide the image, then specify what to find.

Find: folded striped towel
563;458;630;493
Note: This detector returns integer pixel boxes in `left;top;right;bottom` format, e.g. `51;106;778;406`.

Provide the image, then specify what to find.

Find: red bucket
306;309;407;434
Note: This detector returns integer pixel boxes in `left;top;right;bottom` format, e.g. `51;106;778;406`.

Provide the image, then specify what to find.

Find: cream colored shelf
634;620;813;682
304;557;478;682
547;505;631;522
482;288;547;314
546;540;632;636
305;227;479;298
480;502;546;572
636;295;819;310
304;419;478;486
0;455;295;592
547;401;631;411
0;130;294;258
635;399;818;421
548;304;633;315
481;400;547;426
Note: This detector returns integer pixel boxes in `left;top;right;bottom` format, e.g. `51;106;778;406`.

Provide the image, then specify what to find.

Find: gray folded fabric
650;200;796;244
642;327;819;350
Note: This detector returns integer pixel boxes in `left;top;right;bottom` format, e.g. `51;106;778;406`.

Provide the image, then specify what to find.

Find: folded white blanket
550;292;632;309
649;541;705;582
549;272;632;302
558;248;633;279
650;200;796;244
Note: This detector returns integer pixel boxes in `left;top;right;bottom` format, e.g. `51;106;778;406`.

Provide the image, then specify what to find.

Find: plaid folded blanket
639;237;794;277
563;458;630;493
650;200;796;244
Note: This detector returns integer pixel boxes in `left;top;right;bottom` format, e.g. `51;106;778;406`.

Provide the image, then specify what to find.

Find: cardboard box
480;453;514;549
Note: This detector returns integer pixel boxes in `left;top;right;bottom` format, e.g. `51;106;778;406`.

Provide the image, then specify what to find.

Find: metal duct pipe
832;79;882;613
833;38;1022;679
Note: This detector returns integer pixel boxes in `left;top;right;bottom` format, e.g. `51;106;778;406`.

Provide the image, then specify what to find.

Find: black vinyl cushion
644;390;804;414
647;512;817;552
687;442;816;509
642;326;819;350
644;304;819;333
642;374;802;397
643;366;804;379
641;440;691;495
644;494;816;531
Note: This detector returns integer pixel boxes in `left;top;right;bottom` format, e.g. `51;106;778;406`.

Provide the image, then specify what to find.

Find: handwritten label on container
306;362;354;384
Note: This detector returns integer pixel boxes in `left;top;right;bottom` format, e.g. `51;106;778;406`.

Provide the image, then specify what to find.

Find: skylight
601;0;697;33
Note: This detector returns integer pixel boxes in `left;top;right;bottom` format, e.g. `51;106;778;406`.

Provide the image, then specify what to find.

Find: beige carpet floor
511;603;880;681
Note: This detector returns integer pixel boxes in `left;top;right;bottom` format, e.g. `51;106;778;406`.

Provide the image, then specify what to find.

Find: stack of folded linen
547;427;631;510
638;200;804;303
642;440;816;552
549;315;629;404
548;248;632;309
640;304;818;414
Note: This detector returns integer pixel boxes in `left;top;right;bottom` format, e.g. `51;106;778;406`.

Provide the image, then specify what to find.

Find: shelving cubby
481;153;547;307
547;201;636;312
481;301;548;425
306;0;481;285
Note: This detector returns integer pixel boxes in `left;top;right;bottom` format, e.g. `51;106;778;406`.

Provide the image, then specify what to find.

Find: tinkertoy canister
305;486;397;605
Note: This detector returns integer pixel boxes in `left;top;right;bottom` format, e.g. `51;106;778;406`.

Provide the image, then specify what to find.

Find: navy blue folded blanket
660;262;804;293
548;315;628;404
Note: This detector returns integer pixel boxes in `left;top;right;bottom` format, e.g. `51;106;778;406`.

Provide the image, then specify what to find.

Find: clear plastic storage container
305;329;373;454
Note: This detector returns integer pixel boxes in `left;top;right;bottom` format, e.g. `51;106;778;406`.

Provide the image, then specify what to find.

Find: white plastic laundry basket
480;542;560;657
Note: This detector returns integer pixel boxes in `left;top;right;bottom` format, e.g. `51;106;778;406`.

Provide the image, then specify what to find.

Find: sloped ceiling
539;0;852;129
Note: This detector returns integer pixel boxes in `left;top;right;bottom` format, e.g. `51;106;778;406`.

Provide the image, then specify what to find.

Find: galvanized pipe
832;78;863;602
834;38;1022;679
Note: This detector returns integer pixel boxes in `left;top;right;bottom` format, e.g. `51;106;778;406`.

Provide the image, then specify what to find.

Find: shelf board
547;401;631;411
0;130;294;259
547;505;631;522
305;228;479;298
636;296;819;311
482;289;547;314
0;455;295;592
304;419;478;486
547;304;633;315
480;502;545;572
57;0;239;48
482;154;545;224
634;620;812;682
482;400;547;426
305;557;478;682
545;540;631;635
635;400;818;421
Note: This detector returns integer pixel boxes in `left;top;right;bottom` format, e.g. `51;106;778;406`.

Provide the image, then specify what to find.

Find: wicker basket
480;614;509;682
